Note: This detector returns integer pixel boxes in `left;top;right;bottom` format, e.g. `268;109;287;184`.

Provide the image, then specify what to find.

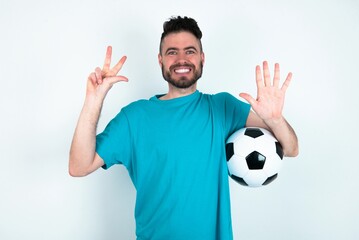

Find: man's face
158;31;205;89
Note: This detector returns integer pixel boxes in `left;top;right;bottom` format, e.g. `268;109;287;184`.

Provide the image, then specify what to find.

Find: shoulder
120;97;164;119
124;99;150;109
201;92;235;100
201;92;241;104
202;92;251;116
213;92;235;100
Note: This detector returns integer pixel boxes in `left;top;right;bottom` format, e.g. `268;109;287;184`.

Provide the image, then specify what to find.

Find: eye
167;50;177;55
186;50;196;54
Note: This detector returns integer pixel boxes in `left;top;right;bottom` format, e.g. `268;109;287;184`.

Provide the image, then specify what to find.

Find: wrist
81;95;104;121
264;116;286;129
84;93;105;106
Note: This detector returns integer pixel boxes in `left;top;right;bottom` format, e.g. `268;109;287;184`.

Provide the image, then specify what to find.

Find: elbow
68;167;88;177
68;165;88;177
68;169;78;177
68;157;90;177
284;144;299;158
287;149;299;158
293;147;299;157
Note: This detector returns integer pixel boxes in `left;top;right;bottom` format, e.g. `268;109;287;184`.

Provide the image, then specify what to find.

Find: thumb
239;93;256;106
97;76;129;96
106;75;129;84
101;76;129;89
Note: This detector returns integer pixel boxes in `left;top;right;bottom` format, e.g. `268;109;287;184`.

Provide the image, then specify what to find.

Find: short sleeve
96;110;132;170
221;93;251;138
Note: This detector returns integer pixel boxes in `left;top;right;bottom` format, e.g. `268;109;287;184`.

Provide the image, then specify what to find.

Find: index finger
281;72;293;92
103;46;112;71
111;55;127;75
256;65;264;89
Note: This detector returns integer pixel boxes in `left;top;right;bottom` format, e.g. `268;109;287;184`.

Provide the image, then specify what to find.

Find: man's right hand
69;46;128;177
86;46;128;99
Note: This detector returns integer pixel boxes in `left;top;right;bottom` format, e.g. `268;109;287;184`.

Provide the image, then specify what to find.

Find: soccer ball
226;127;284;187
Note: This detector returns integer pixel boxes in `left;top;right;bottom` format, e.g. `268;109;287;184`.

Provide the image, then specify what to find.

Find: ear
158;53;163;67
201;52;205;65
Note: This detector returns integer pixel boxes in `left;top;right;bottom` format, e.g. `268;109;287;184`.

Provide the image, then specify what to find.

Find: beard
161;62;203;89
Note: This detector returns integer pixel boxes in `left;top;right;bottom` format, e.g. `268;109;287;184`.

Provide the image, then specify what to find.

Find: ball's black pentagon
244;128;264;138
246;151;266;169
275;142;284;159
225;142;234;161
262;173;278;185
230;175;248;186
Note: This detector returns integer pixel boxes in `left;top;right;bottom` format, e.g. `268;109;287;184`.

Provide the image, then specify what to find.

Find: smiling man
69;16;298;239
159;30;204;97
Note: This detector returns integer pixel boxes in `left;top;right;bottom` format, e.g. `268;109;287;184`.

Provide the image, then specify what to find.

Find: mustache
169;63;195;71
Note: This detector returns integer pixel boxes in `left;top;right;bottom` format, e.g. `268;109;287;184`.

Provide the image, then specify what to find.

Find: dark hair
159;16;203;53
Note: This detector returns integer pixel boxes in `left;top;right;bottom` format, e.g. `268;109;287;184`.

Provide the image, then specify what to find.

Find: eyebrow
165;46;198;54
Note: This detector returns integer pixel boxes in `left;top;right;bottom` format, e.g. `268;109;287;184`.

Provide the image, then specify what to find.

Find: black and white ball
226;127;284;187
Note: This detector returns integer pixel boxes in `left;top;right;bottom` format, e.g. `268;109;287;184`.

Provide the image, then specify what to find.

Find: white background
1;0;359;239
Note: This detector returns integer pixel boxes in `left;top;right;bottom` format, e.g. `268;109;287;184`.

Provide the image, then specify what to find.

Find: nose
176;51;188;64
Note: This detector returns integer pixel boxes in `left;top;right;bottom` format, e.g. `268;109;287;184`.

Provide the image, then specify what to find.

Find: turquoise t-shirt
96;90;250;240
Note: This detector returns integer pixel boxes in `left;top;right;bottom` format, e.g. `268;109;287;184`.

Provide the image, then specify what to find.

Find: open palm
239;61;292;121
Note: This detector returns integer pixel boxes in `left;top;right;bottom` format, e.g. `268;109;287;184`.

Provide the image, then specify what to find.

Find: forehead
161;31;201;51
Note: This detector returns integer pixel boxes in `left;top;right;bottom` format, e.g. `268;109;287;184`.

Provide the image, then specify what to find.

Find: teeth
175;68;190;73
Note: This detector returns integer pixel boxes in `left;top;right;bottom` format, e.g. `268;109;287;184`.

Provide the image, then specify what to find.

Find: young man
69;16;298;239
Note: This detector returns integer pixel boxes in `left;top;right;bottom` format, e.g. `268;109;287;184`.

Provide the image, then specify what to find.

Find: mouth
170;63;195;75
174;67;191;74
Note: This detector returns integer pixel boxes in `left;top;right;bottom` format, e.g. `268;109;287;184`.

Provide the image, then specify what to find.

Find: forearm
69;96;104;176
68;46;127;176
264;117;299;157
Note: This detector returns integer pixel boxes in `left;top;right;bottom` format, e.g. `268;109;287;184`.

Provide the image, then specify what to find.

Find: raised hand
239;61;292;122
87;46;128;98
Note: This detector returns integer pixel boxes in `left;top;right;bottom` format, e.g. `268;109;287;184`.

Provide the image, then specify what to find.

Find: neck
160;84;197;100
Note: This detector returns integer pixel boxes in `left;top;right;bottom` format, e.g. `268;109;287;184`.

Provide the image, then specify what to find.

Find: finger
103;46;112;71
263;61;271;86
88;72;97;85
95;67;103;84
281;72;292;92
105;75;129;85
273;63;280;87
111;56;127;75
256;65;264;89
239;93;258;108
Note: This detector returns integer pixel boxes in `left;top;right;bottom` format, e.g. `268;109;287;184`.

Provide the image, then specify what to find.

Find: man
69;16;298;239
